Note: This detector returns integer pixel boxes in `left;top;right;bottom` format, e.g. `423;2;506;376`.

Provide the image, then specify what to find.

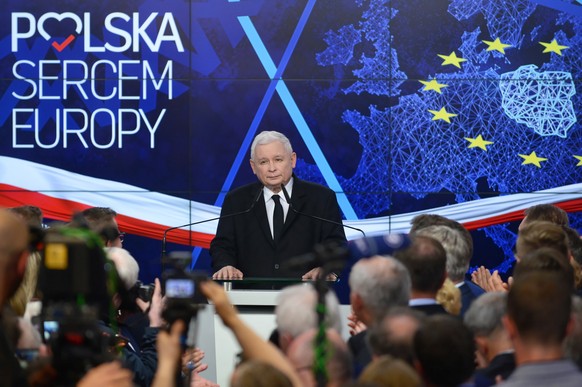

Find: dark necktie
272;194;284;240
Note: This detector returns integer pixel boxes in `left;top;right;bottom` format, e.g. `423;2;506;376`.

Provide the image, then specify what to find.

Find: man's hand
471;267;509;292
489;270;511;292
347;312;367;336
191;372;220;387
212;265;243;280
135;278;165;327
77;361;133;387
471;266;493;291
302;267;338;281
156;320;186;369
148;278;165;327
182;347;208;376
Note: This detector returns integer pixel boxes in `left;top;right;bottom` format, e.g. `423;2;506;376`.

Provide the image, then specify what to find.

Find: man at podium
210;131;347;280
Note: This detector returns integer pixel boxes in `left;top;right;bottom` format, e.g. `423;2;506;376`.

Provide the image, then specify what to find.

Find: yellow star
539;39;569;55
419;79;448;94
574;155;582;166
437;51;467;68
519;151;548;168
428;107;457;123
465;135;494;151
482;38;512;54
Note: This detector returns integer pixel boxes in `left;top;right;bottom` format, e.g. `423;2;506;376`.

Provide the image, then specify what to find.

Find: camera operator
104;247;165;387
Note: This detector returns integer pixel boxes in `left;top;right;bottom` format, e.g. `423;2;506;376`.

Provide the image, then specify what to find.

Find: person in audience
464;292;515;387
563;226;582;292
210;130;346;280
273;283;342;353
88;245;164;386
499;271;582;386
106;247;150;352
358;355;421;387
347;255;411;374
0;209;33;386
413;314;476;387
366;307;425;365
287;328;353;387
394;236;449;315
413;223;484;316
518;203;569;231
8;205;43;317
473;203;571;292
81;207;125;248
231;360;293;387
435;278;461;316
512;247;574;290
473;220;571;292
565;295;582;371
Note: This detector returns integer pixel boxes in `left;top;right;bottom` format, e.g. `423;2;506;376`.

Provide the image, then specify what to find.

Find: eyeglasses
117;232;126;242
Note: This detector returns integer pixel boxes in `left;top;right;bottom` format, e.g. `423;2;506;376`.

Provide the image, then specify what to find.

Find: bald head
287;328;352;387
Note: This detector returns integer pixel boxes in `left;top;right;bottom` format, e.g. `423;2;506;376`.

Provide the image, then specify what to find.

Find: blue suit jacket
459;280;486;317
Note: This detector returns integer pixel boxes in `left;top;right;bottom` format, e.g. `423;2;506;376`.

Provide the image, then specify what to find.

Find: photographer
104;247;165;386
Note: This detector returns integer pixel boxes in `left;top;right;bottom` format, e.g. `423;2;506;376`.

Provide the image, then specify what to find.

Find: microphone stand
161;189;263;267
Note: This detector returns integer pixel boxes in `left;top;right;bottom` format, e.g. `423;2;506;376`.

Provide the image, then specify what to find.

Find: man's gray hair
415;225;472;282
105;247;139;290
349;255;411;320
275;283;342;338
250;131;293;160
464;292;507;337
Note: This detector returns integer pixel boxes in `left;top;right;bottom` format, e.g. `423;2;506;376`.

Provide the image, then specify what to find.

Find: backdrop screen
1;0;581;287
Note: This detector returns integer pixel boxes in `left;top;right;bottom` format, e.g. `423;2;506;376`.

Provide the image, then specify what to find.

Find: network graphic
1;0;581;277
309;0;581;271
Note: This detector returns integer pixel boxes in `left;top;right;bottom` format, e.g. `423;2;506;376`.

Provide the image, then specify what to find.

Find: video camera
161;251;208;325
37;223;119;385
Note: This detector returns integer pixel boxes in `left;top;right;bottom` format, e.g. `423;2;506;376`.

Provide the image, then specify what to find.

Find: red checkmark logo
52;34;76;52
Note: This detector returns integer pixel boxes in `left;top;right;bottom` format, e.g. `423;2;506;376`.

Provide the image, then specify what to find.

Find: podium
194;278;352;386
195;278;309;387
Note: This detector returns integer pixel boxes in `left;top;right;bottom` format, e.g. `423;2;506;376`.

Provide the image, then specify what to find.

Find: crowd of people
1;202;581;387
2;132;582;386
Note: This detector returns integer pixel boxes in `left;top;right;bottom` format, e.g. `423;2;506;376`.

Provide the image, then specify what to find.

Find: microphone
161;189;263;259
280;184;365;238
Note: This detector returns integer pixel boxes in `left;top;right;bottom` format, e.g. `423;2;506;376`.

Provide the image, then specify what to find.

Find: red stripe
2;183;581;245
462;198;582;230
0;184;213;248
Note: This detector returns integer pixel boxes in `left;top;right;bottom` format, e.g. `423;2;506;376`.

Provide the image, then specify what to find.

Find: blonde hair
436;278;461;316
9;251;40;316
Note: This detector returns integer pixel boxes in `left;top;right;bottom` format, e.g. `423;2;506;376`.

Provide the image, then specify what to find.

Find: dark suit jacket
473;352;516;387
347;330;372;378
459;281;486;317
210;177;347;278
410;303;449;316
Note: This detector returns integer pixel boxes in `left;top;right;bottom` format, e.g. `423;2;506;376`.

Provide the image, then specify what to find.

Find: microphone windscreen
348;233;411;261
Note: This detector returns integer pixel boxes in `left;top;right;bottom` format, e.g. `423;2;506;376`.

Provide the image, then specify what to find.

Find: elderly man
210;131;347;280
347;255;411;374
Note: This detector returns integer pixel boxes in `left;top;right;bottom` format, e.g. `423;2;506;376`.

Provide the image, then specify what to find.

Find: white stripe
1;156;580;239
